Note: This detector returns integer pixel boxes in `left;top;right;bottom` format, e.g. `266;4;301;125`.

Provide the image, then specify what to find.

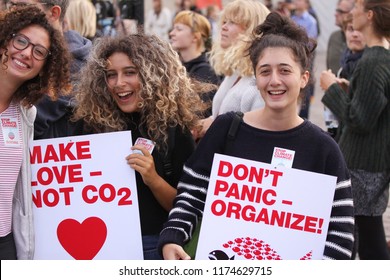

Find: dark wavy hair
0;5;71;106
73;32;214;151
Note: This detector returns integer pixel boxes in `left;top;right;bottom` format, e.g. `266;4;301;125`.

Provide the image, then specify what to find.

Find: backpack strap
224;111;244;153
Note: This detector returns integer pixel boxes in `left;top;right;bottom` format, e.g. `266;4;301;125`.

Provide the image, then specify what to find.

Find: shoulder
19;104;37;126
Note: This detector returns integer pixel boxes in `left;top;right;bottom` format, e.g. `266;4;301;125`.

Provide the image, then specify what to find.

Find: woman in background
321;0;390;259
198;0;269;139
170;10;220;118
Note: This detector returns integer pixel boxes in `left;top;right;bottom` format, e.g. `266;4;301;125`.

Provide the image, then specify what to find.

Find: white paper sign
195;154;337;260
30;131;143;260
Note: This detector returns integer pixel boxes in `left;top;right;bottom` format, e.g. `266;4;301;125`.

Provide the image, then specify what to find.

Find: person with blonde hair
198;0;269;139
170;10;220;117
65;0;98;41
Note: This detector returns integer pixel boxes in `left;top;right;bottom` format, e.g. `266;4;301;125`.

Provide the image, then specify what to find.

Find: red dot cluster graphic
222;237;312;260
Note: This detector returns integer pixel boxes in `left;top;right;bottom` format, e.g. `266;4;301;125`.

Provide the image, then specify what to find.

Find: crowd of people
0;0;389;261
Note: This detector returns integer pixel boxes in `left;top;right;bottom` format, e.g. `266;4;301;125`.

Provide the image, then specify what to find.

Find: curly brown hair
73;32;214;151
0;5;71;106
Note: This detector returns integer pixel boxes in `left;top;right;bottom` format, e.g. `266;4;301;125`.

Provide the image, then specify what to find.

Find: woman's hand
126;144;159;187
163;243;191;260
320;69;337;91
125;144;177;211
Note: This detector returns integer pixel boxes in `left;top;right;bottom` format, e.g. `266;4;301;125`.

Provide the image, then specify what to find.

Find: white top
212;73;265;119
144;7;172;42
0;102;23;237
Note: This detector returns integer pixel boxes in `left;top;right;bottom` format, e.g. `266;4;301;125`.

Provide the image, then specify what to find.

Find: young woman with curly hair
0;5;71;259
72;32;212;259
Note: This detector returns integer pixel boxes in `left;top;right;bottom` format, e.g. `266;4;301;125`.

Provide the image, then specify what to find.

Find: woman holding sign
0;5;71;259
72;32;214;259
158;12;354;260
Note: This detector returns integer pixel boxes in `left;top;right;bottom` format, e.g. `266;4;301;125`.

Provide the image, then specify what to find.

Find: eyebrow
258;63;292;68
106;66;137;71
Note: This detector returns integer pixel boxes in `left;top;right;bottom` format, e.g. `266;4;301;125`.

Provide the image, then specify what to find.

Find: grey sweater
322;46;390;172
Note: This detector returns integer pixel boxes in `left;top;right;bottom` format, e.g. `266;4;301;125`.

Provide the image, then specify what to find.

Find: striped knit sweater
158;112;355;260
322;46;390;172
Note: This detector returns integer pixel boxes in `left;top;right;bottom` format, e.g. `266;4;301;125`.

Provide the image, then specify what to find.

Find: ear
192;32;201;43
48;5;62;23
300;70;310;89
367;9;374;22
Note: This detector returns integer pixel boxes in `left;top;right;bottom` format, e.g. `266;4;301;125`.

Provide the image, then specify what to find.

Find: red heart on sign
57;217;107;260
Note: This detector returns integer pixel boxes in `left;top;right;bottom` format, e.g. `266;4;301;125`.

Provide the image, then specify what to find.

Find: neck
259;107;303;131
179;47;202;63
363;27;389;48
0;71;22;113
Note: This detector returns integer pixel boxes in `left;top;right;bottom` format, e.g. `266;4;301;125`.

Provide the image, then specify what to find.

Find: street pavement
309;50;390;245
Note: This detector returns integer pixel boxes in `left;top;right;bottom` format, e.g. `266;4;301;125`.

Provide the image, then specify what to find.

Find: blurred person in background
145;0;172;42
291;0;318;120
170;10;220;118
321;0;390;260
326;0;355;75
321;12;366;141
197;0;269;140
65;0;100;42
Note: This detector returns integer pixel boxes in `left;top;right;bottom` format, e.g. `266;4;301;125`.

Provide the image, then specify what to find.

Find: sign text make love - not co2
30;131;143;260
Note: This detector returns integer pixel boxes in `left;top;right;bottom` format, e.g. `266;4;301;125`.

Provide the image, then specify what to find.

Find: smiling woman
71;31;214;259
158;12;354;261
0;5;71;260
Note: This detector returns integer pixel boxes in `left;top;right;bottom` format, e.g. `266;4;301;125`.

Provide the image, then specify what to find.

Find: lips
13;58;30;69
117;91;133;100
268;90;286;95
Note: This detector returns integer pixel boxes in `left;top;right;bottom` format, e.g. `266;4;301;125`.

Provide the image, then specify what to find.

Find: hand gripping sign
30;131;143;260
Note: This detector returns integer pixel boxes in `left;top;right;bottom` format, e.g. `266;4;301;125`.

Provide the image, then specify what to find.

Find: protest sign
30;131;143;260
195;154;337;260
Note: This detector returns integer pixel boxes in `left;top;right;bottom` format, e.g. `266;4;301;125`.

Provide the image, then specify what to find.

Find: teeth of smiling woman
269;90;285;95
14;59;28;68
118;92;132;97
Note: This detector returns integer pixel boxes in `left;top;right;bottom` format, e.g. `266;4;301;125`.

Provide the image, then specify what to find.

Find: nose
19;44;34;59
269;71;281;85
114;73;126;87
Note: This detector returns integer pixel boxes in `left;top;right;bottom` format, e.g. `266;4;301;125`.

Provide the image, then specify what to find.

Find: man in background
326;0;355;74
144;0;172;42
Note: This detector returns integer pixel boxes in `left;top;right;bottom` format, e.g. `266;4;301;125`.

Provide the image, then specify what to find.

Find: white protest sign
195;154;337;260
30;131;143;260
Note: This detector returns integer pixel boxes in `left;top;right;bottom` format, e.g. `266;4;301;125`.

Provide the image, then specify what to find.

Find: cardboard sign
195;154;337;260
30;131;143;260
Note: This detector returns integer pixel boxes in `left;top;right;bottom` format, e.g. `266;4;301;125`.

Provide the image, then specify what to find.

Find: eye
105;72;117;79
33;46;47;59
124;69;137;76
15;36;28;47
280;68;291;74
259;69;270;75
